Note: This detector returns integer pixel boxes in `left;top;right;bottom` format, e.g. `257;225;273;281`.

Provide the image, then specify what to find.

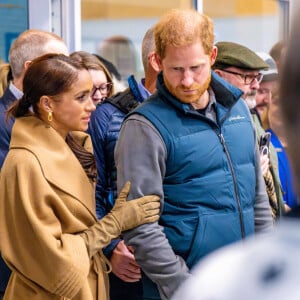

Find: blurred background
0;0;295;82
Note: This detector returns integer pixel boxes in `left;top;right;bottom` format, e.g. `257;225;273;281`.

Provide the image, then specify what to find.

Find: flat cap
213;41;269;71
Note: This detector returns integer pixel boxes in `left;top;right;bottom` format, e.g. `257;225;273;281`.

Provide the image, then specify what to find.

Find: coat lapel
10;116;96;218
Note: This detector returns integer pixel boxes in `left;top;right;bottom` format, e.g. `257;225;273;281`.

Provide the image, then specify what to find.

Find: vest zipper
218;132;245;238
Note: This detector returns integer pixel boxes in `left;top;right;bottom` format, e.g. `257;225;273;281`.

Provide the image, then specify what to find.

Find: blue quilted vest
133;72;256;268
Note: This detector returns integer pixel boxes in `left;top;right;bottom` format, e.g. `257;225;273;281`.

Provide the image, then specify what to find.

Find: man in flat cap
213;41;284;220
213;41;268;110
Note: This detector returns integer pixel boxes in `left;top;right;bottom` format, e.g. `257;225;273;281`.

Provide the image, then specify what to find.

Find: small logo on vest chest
228;115;245;122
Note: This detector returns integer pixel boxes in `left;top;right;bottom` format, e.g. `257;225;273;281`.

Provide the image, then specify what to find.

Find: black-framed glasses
91;82;113;97
221;69;263;85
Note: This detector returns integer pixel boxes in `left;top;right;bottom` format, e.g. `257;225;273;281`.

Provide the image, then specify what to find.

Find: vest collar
156;71;243;111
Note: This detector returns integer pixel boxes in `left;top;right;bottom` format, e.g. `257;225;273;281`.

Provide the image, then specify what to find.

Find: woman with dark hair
0;53;160;300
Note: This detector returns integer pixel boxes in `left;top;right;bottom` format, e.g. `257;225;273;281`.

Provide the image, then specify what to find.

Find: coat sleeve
88;105;122;258
115;115;191;300
0;150;90;299
88;106;113;219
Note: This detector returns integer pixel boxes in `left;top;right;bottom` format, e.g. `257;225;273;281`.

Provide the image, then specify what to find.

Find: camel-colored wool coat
0;116;110;300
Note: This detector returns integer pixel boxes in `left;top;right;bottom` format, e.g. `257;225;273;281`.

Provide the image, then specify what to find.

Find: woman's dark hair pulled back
8;53;85;119
7;53;97;181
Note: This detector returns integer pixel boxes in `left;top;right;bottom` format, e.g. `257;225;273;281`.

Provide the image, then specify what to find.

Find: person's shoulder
105;88;139;114
2;146;39;172
96;100;120;114
0;88;15;100
93;89;133;117
88;102;122;136
0;88;16;110
90;100;123;128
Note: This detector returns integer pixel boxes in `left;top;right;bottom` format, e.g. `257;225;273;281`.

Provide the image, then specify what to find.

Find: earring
48;111;53;122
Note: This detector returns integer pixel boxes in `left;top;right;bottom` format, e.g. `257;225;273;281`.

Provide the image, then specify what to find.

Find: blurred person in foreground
280;8;300;212
115;9;273;300
71;51;114;106
171;14;300;300
213;41;284;220
88;26;160;300
0;28;69;299
0;53;160;300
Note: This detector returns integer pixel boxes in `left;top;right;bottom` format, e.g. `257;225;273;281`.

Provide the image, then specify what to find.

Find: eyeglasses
221;69;263;85
91;82;113;97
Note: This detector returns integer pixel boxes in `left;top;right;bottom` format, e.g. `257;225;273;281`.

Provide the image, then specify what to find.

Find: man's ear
210;46;218;66
24;60;32;71
153;53;163;71
149;52;161;72
214;69;223;77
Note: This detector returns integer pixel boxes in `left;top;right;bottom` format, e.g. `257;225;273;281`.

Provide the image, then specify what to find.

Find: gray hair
141;26;156;72
9;29;67;79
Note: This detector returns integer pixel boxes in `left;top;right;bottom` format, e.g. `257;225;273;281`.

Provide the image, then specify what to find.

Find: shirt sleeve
115;114;191;300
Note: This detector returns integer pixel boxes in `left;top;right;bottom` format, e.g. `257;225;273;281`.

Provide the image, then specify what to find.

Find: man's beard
243;90;257;109
164;73;211;104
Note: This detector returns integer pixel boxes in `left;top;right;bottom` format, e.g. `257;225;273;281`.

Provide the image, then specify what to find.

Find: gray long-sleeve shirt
115;111;273;300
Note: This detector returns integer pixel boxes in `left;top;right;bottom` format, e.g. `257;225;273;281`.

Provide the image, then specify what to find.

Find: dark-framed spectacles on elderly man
221;69;263;85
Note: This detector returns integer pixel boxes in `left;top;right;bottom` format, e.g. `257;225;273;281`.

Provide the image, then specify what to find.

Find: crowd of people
0;7;299;300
